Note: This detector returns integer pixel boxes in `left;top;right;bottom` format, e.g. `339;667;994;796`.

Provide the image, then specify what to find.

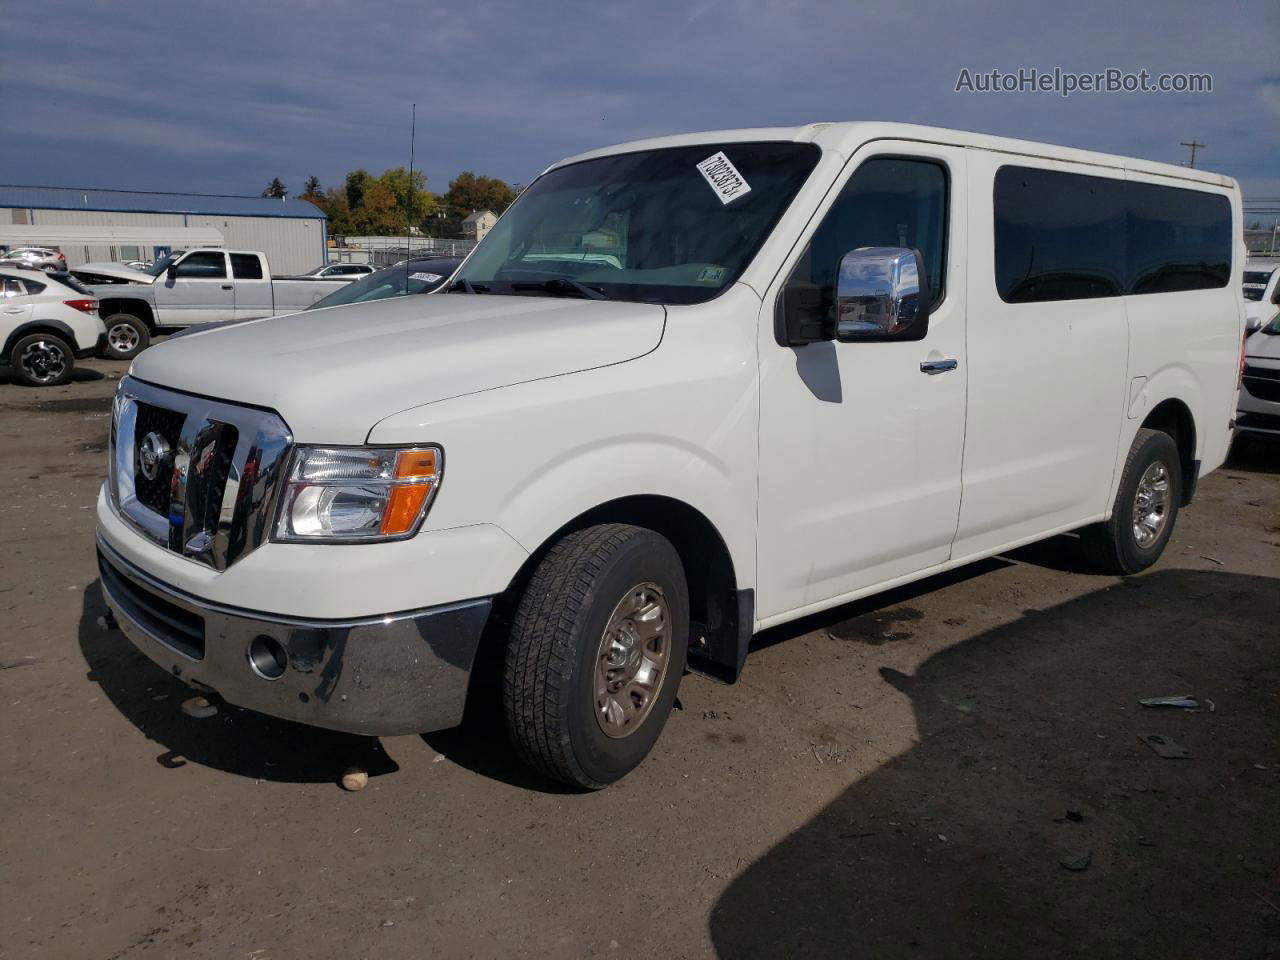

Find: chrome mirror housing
834;246;930;342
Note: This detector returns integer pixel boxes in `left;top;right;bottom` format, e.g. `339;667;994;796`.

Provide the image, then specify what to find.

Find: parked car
1243;259;1280;332
72;249;347;360
0;266;104;386
96;123;1244;788
0;246;67;272
1237;311;1280;439
294;262;376;281
306;258;461;310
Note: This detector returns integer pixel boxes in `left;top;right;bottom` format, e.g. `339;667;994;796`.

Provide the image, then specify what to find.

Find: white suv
1;267;105;386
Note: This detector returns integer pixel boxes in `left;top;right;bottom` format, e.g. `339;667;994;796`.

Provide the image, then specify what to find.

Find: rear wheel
1082;428;1182;574
102;313;150;360
10;332;74;387
503;523;689;788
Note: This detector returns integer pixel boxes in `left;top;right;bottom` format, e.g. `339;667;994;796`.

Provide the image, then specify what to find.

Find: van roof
550;121;1236;190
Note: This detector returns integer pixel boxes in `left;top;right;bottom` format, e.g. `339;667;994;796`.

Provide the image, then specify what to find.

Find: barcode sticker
696;152;751;205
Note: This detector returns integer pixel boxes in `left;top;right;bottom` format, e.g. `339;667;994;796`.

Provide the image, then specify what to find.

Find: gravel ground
1;355;1277;959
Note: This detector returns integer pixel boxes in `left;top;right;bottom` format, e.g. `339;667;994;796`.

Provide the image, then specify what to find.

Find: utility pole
1180;139;1205;168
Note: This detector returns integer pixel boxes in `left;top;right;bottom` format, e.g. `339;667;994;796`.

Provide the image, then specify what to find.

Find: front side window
454;142;821;305
174;251;228;279
785;157;949;319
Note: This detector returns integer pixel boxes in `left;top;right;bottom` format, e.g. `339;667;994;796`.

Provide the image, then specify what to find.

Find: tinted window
994;167;1125;303
1127;182;1231;293
230;253;264;279
174;251;227;278
994;165;1232;303
1;278;21;298
22;278;46;295
787;157;948;314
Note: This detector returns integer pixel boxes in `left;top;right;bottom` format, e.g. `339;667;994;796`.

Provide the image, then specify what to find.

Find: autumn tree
444;171;516;220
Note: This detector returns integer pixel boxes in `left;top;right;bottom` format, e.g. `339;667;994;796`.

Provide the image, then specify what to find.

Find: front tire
101;313;150;360
1082;428;1182;574
503;523;689;788
10;332;74;387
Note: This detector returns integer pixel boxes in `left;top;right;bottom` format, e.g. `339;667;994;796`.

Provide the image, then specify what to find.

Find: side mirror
834;247;930;342
166;263;178;281
1245;315;1263;335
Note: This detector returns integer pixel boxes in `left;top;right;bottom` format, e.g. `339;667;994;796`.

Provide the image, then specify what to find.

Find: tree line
260;170;518;238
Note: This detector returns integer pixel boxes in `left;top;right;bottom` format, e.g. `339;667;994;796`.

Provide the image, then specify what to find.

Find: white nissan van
96;123;1244;787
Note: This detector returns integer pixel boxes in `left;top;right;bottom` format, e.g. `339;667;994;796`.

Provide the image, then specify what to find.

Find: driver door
155;250;235;326
756;144;968;622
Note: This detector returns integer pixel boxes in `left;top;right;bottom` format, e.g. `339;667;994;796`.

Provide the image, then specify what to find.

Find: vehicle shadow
708;569;1280;959
1227;434;1280;476
0;366;105;387
78;581;397;784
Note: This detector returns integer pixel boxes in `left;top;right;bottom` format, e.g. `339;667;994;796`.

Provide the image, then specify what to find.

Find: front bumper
97;537;493;736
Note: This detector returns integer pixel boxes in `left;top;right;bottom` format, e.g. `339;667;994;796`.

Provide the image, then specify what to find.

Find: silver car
295;262;375;281
0;246;67;272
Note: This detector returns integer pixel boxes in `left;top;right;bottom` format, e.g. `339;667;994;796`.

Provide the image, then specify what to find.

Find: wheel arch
97;298;156;331
3;319;76;360
486;494;751;687
1140;397;1198;505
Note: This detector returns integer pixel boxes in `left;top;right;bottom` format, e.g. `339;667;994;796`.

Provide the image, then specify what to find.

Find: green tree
351;182;404;235
445;171;516;220
301;176;323;199
261;177;288;199
345;169;374;211
377;167;436;229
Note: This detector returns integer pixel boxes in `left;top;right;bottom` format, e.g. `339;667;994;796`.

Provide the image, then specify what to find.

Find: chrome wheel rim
19;339;67;384
1132;460;1172;548
107;322;139;353
593;582;670;739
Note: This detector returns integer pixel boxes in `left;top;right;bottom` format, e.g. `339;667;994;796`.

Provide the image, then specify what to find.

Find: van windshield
453;142;821;305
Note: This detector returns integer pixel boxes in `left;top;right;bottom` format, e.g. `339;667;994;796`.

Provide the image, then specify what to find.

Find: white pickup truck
74;249;339;360
96;123;1243;789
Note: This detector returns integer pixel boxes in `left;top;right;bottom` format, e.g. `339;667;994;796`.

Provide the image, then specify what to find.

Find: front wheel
101;313;150;361
1082;428;1182;574
503;524;689;788
10;332;74;387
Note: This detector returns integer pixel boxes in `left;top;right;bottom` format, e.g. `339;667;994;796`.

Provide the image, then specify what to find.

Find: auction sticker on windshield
697;152;751;205
410;272;443;282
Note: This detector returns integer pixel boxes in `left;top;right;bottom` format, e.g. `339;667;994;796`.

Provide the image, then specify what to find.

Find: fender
1109;362;1203;510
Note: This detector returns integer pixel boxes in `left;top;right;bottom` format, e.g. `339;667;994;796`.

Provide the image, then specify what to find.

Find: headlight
273;445;442;542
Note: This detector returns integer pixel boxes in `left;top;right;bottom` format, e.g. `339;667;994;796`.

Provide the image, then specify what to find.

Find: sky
4;0;1277;212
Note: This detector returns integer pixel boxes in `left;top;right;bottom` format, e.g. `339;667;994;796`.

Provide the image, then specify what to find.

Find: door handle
221;284;233;290
920;358;958;374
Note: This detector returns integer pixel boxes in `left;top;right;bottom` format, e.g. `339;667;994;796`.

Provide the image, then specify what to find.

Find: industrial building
0;185;327;274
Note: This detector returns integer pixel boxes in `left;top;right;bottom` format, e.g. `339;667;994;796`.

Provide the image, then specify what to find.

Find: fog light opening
247;635;288;681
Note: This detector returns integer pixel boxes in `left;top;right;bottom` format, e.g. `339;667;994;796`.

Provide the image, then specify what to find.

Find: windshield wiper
511;277;609;300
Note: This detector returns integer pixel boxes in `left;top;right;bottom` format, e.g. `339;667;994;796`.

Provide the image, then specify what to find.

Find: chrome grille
109;376;292;570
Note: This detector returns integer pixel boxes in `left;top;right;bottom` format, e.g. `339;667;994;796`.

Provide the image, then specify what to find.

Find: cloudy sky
4;0;1277;205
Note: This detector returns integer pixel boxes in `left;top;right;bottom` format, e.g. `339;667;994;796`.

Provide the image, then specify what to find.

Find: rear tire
1082;428;1182;574
503;523;689;789
102;313;149;360
10;332;74;387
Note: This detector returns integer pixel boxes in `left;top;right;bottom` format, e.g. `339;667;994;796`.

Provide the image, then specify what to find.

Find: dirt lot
1;355;1277;959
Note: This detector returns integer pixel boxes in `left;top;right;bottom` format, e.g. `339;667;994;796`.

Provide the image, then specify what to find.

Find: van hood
130;293;666;442
1245;326;1280;361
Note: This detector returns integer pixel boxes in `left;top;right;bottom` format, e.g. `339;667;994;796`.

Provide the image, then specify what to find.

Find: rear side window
174;251;228;278
994;165;1231;303
1127;182;1231;293
230;254;264;279
23;278;46;295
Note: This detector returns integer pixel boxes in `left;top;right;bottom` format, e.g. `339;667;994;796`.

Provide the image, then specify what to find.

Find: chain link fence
329;236;476;268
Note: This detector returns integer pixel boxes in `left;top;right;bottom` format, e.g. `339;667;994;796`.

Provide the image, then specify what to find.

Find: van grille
108;377;292;570
1242;364;1280;403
